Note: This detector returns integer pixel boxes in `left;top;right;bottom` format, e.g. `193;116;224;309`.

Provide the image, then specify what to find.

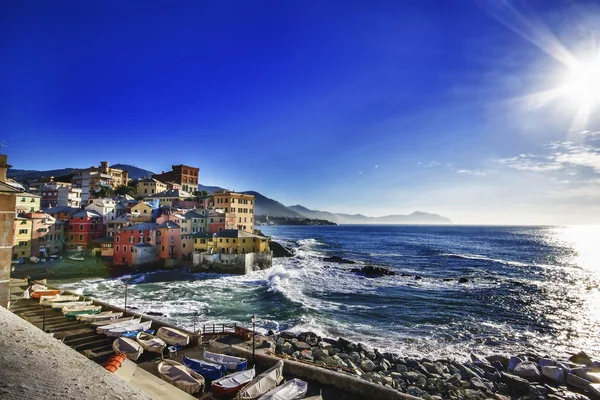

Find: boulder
323;256;355;264
507;356;523;372
566;373;590;391
276;341;294;355
486;355;509;368
271;241;293;257
279;331;296;339
589;383;600;398
293;341;311;351
396;364;408;373
513;361;541;381
300;349;313;361
458;277;469;283
312;348;329;361
406;386;424;398
360;359;377;372
541;366;565;384
351;265;397;278
569;351;593;366
297;332;319;346
501;372;531;395
365;351;376;361
470;354;489;365
336;337;352;349
537;358;556;368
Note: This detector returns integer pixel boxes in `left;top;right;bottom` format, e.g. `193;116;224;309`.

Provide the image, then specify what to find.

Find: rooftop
122;222;158;231
215;229;268;239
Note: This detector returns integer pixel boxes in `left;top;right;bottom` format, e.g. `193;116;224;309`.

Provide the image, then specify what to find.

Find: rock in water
541;366;565;384
501;372;531;395
569;351;593;366
279;331;296;339
351;265;397;278
322;256;355;264
507;356;523;372
360;359;376;372
566;373;591;391
458;277;469;283
513;361;541;381
537;358;556;367
270;241;293;258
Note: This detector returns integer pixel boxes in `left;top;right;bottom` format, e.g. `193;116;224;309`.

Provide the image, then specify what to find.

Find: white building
85;198;117;221
57;186;82;208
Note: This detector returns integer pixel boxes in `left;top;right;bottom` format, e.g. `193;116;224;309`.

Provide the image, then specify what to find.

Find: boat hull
31;290;61;299
183;356;226;381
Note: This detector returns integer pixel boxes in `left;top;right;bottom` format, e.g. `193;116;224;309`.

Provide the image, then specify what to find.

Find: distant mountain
198;184;226;194
112;164;154;180
7;168;79;181
288;205;452;224
242;191;304;218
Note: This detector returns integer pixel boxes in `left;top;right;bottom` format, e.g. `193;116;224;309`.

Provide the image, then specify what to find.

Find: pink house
113;223;157;266
156;221;181;261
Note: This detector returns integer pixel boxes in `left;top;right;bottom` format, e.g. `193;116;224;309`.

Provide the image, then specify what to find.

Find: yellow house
144;189;192;207
136;178;167;197
12;216;32;260
212;190;255;233
15;192;41;213
194;230;269;255
131;202;153;223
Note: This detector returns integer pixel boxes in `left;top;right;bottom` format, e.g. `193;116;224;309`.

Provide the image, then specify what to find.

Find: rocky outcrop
322;256;355;264
351;266;397;278
270;241;294;258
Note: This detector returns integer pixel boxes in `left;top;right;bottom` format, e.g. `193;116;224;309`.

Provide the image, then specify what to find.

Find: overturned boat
258;378;308;400
236;360;284;400
77;311;123;322
203;350;247;371
105;320;152;338
112;337;144;361
183;355;227;381
211;368;255;398
136;331;166;355
156;326;190;346
158;360;205;395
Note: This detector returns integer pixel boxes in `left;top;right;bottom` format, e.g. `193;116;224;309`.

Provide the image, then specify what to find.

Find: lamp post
251;314;256;366
123;277;131;312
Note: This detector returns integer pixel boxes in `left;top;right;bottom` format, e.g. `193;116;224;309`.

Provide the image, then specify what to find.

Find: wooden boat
40;295;80;306
91;316;134;328
112;337;143;361
211;368;255;398
158;360;205;395
156;326;190;346
136;331;166;354
203;350;247;371
51;300;92;310
31;289;62;299
236;360;284;400
97;318;142;334
105;320;152;337
29;256;40;263
62;305;102;318
77;311;123;322
258;378;308;400
183;356;227;381
123;329;153;339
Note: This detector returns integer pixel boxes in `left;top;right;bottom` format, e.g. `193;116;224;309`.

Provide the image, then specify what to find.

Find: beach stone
360;359;376;372
379;359;391;371
280;342;293;355
470;354;489;366
470;376;487;391
404;371;423;383
484;370;501;383
406;358;421;368
364;351;376;361
300;350;313;361
381;376;393;386
501;372;531;395
329;347;340;356
423;361;444;375
275;337;286;346
589;383;600;398
318;341;332;349
508;356;523;372
538;358;556;368
312;348;328;360
280;331;296;339
396;364;408;373
349;351;361;363
297;332;319;346
570;351;593;366
293;341;311;351
336;337;352;349
486;355;510;368
566;373;590;391
406;386;424;397
513;361;541;381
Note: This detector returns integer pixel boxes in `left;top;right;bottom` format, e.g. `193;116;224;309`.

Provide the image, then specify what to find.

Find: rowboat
183;355;227;381
105;320;152;338
236;360;284;400
51;300;92;310
97;318;142;334
62;305;102;318
258;378;308;400
211;368;255;398
112;337;144;361
156;326;190;346
77;311;123;322
136;331;166;354
31;289;62;299
203;350;247;372
30;256;40;263
91;316;134;328
123;329;154;339
40;295;81;306
158;360;205;395
30;283;46;292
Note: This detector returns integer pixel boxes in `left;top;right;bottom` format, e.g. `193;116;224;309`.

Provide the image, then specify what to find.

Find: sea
44;225;600;361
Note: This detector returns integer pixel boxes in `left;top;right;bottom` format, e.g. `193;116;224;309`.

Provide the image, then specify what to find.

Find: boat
68;255;84;261
105;320;153;337
97;318;142;334
122;329;154;339
51;300;92;310
156;326;190;346
49;255;59;260
77;311;123;322
183;356;227;381
236;360;284;400
203;350;247;371
257;378;308;400
211;368;256;398
40;295;81;306
91;316;134;328
112;337;144;361
62;305;102;318
31;289;62;299
136;331;166;354
157;360;205;395
29;256;40;263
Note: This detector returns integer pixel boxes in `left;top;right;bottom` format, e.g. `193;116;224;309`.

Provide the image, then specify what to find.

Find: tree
114;184;136;197
192;190;210;199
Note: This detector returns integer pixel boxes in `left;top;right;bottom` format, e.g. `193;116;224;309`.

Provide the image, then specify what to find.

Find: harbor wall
0;191;17;308
192;251;273;274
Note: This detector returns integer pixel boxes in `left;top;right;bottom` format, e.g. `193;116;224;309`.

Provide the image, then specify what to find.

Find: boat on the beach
105;320;152;337
97;318;142;334
203;350;247;371
29;256;40;263
91;316;134;327
62;305;102;318
211;368;255;398
183;355;227;381
68;255;84;261
136;331;166;354
157;360;205;395
51;300;92;310
77;311;123;322
40;294;81;306
156;326;190;346
257;378;308;400
112;337;144;361
31;289;62;299
236;360;284;400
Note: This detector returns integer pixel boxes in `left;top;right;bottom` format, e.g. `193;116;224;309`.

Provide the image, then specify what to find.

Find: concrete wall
192;251;273;274
0;192;17;307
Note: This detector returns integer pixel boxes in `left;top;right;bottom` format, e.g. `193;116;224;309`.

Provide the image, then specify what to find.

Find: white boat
40;295;81;306
97;318;142;334
61;305;102;316
113;337;144;361
136;331;166;354
236;360;284;400
203;350;247;371
29;256;40;263
211;368;256;397
258;378;308;400
91;316;134;328
30;284;47;292
157;360;205;395
51;300;92;310
156;326;190;346
105;320;153;337
77;311;123;322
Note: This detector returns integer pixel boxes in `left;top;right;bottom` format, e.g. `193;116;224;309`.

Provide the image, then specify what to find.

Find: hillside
112;164;154;179
7;164;155;182
288;205;452;224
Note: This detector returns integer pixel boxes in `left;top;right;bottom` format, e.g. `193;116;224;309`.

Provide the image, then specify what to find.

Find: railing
201;323;238;335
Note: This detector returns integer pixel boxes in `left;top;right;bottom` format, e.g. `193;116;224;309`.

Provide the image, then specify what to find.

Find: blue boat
183;356;226;381
203;350;247;372
122;329;155;339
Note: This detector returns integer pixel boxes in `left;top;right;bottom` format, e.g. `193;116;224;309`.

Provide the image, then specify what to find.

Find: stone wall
0;191;16;308
192;251;273;275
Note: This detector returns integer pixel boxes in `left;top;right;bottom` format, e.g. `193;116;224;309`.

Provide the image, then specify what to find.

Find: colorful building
113;223;157;266
130;202;153;222
66;210;105;250
136;178;167;197
207;210;226;233
57;186;82;208
144;189;192;207
73;161;129;203
15;192;41;214
156;221;181;261
24;212;65;257
213;230;270;254
12;216;32;260
85;198;117;221
152;164;199;193
107;213;133;237
212;190;255;233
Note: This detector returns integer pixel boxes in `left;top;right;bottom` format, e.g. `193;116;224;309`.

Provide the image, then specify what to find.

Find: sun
563;59;600;107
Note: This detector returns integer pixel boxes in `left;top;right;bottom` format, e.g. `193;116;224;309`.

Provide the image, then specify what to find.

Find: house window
129;237;134;243
183;243;186;248
79;235;83;240
116;236;120;243
201;239;206;244
233;239;236;243
161;246;164;251
70;234;74;240
79;224;84;230
18;229;27;234
123;246;127;252
116;245;119;252
219;239;222;243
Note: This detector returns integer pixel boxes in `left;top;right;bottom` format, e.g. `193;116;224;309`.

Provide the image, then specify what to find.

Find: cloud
422;161;441;168
455;169;490;176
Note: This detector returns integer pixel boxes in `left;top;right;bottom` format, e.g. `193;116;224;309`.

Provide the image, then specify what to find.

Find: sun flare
563;59;600;107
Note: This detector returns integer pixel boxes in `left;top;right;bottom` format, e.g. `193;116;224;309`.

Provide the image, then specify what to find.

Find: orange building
152;164;199;193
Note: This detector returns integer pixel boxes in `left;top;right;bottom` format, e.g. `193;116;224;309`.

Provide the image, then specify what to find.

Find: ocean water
54;225;600;361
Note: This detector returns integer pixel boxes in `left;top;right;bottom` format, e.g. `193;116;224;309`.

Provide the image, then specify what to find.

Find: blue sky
2;0;600;224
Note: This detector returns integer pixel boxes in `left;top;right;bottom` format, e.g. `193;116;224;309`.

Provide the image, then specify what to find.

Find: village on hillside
2;155;272;274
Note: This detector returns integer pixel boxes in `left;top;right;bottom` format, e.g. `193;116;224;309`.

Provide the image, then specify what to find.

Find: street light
123;277;131;312
251;314;256;366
